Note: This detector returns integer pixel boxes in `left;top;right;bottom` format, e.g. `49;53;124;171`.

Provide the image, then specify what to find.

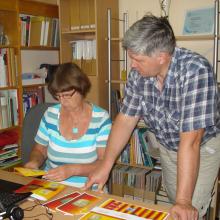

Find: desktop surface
0;170;171;220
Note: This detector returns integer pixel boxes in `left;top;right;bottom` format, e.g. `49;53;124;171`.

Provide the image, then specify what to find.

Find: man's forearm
102;113;139;169
176;130;203;203
176;143;200;203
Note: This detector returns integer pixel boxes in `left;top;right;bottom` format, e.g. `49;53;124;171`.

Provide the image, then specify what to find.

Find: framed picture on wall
182;7;214;35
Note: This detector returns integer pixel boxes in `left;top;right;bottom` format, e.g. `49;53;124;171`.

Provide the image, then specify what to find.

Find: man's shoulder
176;47;210;64
174;47;213;74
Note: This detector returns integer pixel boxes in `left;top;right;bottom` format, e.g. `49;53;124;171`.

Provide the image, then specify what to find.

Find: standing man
84;14;220;220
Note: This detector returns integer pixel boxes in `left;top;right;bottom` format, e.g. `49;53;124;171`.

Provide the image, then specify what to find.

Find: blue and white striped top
34;103;111;187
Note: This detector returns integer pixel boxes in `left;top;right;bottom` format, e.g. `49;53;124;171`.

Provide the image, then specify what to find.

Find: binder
29;16;45;46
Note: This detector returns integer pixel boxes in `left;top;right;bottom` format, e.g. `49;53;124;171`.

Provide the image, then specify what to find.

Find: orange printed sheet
100;199;169;220
80;211;124;220
43;192;81;210
56;192;101;215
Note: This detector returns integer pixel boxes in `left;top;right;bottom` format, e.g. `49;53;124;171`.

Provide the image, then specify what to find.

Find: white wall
21;50;59;102
118;0;219;79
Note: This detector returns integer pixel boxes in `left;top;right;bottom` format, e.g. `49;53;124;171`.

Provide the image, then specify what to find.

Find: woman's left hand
43;165;74;181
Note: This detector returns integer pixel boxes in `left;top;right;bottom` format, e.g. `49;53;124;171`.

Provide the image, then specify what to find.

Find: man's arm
170;128;204;220
84;112;139;190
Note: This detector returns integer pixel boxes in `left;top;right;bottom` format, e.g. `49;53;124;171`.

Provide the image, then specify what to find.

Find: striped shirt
35;103;111;187
121;47;220;151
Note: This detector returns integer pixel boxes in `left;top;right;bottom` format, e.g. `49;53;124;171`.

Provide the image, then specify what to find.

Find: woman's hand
170;200;198;220
24;161;39;169
43;164;74;181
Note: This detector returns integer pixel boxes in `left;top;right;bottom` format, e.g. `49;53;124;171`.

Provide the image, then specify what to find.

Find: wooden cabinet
59;0;119;110
0;0;58;169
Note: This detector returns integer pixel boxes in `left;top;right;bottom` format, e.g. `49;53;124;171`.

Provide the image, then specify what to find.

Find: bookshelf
19;0;59;113
58;0;119;110
0;0;59;170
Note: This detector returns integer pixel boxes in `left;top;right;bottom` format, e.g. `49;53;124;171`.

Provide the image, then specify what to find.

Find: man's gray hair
122;14;176;56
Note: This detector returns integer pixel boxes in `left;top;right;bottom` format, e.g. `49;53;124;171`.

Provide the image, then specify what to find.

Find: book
155;185;171;205
138;128;156;167
14;167;47;177
0;96;9;129
70;0;80;30
57;192;101;215
29;16;45;46
14;179;65;201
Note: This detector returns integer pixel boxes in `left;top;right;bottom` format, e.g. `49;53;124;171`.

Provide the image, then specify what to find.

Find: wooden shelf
62;29;96;34
59;0;119;109
0;45;18;48
0;125;20;132
105;37;122;41
0;0;17;12
0;86;19;90
116;161;152;170
18;0;58;18
22;83;46;88
0;1;59;166
105;35;219;42
21;46;59;50
176;35;215;41
106;79;127;84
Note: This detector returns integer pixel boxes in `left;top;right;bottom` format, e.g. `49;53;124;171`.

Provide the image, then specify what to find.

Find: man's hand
170;200;198;220
83;164;111;192
43;164;74;181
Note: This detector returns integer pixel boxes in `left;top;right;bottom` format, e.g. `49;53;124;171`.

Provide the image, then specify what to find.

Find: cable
23;199;53;220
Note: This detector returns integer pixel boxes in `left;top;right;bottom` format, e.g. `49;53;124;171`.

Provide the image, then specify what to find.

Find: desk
0;170;171;220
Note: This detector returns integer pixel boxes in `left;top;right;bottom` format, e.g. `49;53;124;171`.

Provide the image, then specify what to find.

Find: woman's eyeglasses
55;90;76;100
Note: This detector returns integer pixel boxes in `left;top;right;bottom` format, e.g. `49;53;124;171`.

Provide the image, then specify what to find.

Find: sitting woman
24;62;112;188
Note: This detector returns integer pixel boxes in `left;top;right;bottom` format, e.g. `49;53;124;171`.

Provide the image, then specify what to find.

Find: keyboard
0;191;31;210
0;179;31;211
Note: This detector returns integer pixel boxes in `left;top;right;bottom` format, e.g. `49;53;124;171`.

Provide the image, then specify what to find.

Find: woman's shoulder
44;103;61;118
92;104;108;114
91;104;111;121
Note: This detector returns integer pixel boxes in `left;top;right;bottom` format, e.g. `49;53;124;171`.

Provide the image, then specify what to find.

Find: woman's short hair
48;62;91;100
122;14;176;56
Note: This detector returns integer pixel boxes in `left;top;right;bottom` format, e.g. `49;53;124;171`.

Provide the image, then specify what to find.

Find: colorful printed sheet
43;192;81;210
57;192;101;215
99;199;169;220
80;210;124;220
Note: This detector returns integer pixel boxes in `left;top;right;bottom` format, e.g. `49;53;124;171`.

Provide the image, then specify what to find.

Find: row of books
110;164;162;202
0;48;18;87
69;0;95;31
119;128;160;168
20;15;59;47
0;90;18;129
0;130;20;168
70;40;96;60
155;184;171;205
0;143;19;167
23;87;44;115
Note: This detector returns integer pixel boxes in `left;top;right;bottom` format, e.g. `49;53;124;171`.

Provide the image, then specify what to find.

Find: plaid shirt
121;47;220;151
